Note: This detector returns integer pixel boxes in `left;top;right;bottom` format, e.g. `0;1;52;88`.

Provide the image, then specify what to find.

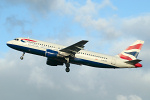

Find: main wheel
65;68;70;72
20;56;23;60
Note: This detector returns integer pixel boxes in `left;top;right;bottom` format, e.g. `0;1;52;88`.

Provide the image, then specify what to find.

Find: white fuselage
7;38;136;69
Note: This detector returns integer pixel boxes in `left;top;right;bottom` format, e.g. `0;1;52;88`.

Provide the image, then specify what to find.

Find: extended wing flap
125;59;142;65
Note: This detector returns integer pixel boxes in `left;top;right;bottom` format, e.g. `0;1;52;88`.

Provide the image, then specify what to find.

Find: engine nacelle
46;59;64;66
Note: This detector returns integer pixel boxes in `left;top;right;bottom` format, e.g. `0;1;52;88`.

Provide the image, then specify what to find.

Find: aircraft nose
6;41;12;47
134;63;142;68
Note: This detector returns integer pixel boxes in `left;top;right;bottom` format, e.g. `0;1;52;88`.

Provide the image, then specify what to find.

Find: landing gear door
111;57;116;65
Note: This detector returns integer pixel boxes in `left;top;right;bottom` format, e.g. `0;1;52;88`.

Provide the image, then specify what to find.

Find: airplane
7;38;144;72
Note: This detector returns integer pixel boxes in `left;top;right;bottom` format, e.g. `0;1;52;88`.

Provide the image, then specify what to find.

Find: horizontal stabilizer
125;59;142;65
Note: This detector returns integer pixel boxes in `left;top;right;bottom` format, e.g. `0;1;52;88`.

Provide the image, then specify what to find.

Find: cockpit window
14;38;19;41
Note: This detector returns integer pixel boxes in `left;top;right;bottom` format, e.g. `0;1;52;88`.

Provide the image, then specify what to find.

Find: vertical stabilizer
117;40;144;60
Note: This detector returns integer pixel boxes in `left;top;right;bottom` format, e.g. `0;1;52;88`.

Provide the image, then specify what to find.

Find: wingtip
82;40;88;42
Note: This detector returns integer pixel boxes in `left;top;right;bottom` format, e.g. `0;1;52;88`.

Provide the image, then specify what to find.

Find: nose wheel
20;56;23;60
20;52;25;60
65;67;70;72
65;63;70;72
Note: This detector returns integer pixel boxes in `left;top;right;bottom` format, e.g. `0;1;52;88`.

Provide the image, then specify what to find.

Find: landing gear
65;63;70;72
20;56;23;60
65;57;70;72
20;52;25;60
65;67;70;72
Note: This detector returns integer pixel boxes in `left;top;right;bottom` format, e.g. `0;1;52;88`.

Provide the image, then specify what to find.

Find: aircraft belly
7;44;45;56
71;58;116;68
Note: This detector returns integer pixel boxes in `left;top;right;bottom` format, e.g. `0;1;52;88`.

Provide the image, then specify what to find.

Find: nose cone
134;63;142;68
6;41;13;48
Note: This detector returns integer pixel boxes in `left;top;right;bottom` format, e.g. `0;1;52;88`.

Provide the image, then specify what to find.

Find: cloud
1;49;150;100
116;95;142;100
122;15;150;40
117;95;128;100
129;95;142;100
28;67;55;88
5;0;116;15
73;0;120;39
99;0;117;10
5;0;75;15
5;16;32;34
74;15;122;39
4;0;150;42
4;0;120;39
2;0;150;100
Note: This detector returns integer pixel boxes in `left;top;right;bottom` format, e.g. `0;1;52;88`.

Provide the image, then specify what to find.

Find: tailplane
117;40;144;60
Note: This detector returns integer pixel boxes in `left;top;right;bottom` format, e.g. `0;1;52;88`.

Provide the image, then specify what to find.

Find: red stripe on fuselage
119;54;132;61
126;44;143;50
21;39;37;42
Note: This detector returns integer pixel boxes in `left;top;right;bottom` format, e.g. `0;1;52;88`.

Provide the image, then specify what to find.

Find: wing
59;40;88;57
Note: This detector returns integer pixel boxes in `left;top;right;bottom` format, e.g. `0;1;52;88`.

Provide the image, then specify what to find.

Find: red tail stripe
119;54;132;61
126;44;143;50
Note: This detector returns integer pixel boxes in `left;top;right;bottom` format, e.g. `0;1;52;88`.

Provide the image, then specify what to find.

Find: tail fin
117;40;144;60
